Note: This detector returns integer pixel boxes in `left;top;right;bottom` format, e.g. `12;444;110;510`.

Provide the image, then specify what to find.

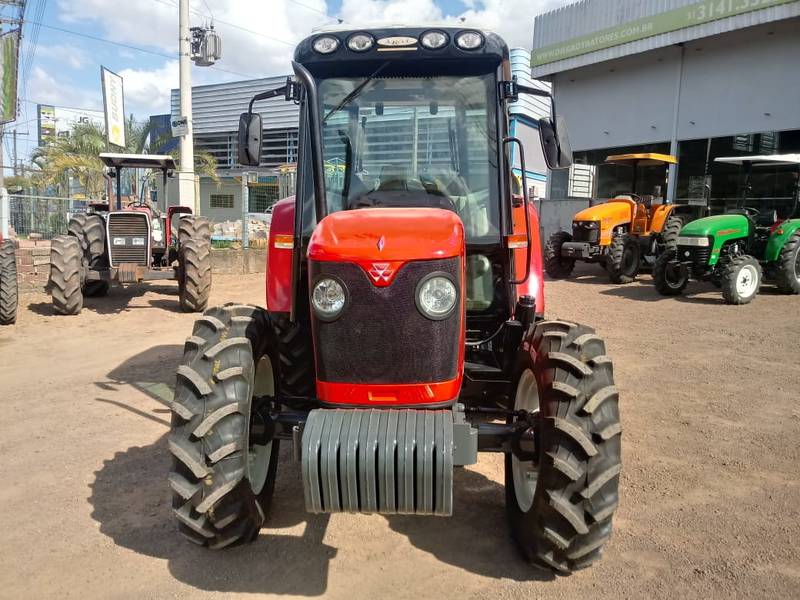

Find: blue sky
6;0;565;162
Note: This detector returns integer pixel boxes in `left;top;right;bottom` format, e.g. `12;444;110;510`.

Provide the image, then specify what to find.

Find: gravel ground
1;265;798;599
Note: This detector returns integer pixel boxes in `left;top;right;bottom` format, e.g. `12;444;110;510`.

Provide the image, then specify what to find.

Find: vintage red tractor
168;26;621;573
48;153;212;315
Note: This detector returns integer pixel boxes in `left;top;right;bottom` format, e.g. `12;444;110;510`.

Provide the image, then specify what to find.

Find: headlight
676;236;710;247
574;221;599;229
312;277;346;320
455;30;484;50
416;274;457;320
420;30;448;50
312;35;339;54
152;229;164;243
347;33;374;52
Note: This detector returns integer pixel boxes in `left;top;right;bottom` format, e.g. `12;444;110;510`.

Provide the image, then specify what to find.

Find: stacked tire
177;216;212;313
0;239;18;325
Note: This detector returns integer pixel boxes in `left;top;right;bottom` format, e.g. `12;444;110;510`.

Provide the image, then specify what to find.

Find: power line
29;20;259;79
287;0;329;17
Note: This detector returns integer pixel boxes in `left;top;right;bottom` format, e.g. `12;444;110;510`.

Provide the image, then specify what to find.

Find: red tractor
48;153;212;315
168;27;621;573
0;231;17;326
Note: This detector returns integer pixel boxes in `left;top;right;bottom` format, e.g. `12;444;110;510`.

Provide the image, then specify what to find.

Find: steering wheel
742;206;761;218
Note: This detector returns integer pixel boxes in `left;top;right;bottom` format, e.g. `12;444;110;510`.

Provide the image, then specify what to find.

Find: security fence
8;195;86;240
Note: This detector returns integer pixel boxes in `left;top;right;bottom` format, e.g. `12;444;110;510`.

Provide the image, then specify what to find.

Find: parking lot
1;265;798;599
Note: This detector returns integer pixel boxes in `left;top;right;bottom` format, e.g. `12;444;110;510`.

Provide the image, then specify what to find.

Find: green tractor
654;154;800;304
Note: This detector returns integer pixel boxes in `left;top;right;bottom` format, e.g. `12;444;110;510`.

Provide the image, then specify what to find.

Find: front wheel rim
248;355;275;495
511;369;540;513
794;248;800;281
736;264;759;298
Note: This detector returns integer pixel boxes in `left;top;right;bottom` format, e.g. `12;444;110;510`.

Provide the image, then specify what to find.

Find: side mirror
238;112;262;166
539;114;573;170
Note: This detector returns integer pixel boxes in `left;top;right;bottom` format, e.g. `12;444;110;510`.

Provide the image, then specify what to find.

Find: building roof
532;0;800;78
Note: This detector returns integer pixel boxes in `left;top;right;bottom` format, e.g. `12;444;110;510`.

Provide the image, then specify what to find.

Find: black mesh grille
107;213;149;266
572;221;600;243
310;258;461;384
677;245;710;269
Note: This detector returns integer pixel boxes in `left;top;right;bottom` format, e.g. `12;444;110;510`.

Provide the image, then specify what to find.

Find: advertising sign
0;30;20;124
37;104;105;146
101;66;126;147
532;0;796;67
171;116;189;137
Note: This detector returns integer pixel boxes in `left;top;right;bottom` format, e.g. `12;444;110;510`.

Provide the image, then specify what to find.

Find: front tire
775;231;800;294
69;214;110;297
721;255;761;305
0;239;18;325
544;231;576;279
653;249;688;296
49;236;83;315
168;304;280;549
505;320;621;573
607;233;640;284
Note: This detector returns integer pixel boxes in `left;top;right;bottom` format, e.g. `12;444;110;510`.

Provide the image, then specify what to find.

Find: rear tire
68;214;109;297
178;216;211;245
505;320;621;573
544;231;576;279
49;236;83;315
607;233;640;284
0;240;18;325
775;231;800;294
178;238;212;312
653;249;688;296
168;304;280;549
721;254;761;305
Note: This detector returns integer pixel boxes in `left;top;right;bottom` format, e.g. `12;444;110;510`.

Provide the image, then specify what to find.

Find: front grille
572;221;600;243
677;245;710;268
310;258;461;384
107;212;150;267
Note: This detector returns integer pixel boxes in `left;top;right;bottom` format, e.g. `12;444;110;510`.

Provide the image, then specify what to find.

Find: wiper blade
323;62;388;124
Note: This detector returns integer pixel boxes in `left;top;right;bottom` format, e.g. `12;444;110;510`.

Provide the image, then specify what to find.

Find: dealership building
532;0;800;217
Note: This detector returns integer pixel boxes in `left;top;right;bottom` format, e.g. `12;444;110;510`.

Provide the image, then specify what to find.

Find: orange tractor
545;153;685;283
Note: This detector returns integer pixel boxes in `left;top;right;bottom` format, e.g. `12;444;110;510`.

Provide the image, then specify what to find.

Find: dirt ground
1;265;799;599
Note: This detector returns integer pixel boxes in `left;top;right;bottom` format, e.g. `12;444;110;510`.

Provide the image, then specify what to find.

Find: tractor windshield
316;74;500;242
741;163;800;220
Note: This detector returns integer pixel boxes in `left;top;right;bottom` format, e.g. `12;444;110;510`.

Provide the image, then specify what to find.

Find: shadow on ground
88;345;552;595
27;283;179;316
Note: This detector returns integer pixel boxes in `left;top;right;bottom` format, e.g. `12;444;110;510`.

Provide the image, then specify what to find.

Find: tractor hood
680;214;749;237
573;199;633;226
307;207;465;262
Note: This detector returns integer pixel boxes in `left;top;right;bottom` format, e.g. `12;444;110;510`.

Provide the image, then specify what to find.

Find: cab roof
605;153;677;166
99;153;176;171
714;154;800;167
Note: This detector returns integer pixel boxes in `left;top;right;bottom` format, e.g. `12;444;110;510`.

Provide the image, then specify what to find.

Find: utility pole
177;0;196;210
12;129;17;177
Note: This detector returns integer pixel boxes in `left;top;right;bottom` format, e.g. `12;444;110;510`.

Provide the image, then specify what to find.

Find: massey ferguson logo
369;263;394;283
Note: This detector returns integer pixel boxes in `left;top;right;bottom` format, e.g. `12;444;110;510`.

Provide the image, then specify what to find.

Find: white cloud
27;66;102;110
118;60;180;113
35;44;91;70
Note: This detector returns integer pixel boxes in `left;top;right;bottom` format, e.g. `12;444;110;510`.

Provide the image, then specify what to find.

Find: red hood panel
308;208;464;262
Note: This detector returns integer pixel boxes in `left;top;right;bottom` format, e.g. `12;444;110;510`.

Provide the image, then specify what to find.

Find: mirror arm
292;60;327;221
248;85;288;114
515;83;551;99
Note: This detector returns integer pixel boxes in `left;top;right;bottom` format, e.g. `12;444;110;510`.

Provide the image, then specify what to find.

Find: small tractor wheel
69;214;109;297
607;233;640;284
178;238;212;313
178;216;212;245
775;231;800;294
544;231;576;279
169;304;280;549
653;249;688;296
49;235;83;315
721;254;761;305
0;239;18;325
505;320;621;573
271;312;316;399
658;215;683;253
